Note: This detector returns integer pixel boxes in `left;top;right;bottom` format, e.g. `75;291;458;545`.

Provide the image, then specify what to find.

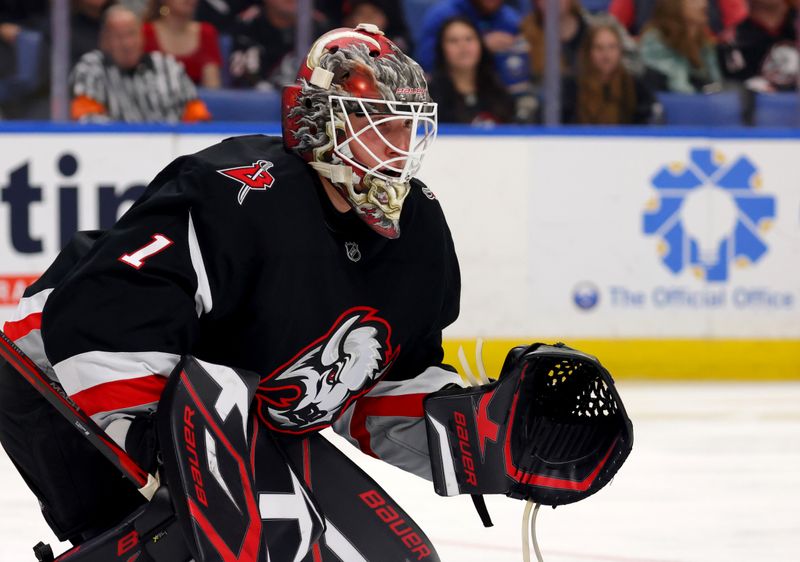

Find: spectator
142;0;222;87
70;5;211;122
0;0;48;79
562;19;656;124
0;0;49;118
609;0;749;38
342;0;414;54
723;0;797;82
196;0;258;34
229;0;330;90
416;0;522;74
521;0;589;83
0;19;19;85
752;40;799;90
72;0;116;66
428;16;515;124
640;0;724;93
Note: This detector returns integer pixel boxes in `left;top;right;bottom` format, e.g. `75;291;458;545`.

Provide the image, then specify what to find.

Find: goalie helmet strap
308;161;354;185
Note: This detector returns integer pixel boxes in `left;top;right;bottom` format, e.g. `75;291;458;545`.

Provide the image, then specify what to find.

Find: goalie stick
0;329;159;498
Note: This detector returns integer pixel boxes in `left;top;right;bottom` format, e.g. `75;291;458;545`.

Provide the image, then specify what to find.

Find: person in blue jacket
416;0;522;73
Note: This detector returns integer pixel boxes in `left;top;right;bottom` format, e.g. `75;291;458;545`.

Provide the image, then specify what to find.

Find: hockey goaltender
0;23;633;562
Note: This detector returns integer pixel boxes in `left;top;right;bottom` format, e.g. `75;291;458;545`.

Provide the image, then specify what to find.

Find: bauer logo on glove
424;343;633;506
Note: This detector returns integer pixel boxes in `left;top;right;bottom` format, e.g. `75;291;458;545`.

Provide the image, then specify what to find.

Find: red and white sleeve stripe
3;288;56;380
6;291;180;450
332;366;463;480
6;291;179;450
40;212;211;450
52;350;181;447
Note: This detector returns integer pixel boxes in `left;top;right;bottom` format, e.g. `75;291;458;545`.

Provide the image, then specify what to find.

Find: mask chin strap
309;160;355;187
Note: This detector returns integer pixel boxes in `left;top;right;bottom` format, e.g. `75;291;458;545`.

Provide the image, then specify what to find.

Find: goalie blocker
424;343;633;506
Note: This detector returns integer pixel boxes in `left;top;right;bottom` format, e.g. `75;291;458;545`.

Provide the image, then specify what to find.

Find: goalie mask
282;24;437;239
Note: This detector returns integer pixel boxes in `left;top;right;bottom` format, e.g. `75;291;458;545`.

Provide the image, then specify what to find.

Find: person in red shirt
142;0;222;87
71;6;212;123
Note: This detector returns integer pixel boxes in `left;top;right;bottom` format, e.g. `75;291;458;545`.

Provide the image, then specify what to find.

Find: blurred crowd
0;0;797;124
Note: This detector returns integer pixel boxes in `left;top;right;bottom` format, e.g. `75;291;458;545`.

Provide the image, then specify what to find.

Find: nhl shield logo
345;242;361;262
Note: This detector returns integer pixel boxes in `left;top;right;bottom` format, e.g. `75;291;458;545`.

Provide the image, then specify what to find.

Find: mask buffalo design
256;307;398;433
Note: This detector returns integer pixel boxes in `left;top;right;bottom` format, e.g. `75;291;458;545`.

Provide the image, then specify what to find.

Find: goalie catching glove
424;343;633;506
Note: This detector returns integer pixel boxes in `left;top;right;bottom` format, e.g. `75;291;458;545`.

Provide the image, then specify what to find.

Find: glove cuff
424;343;633;506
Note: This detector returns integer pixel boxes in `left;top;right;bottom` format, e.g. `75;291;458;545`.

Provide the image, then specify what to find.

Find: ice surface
1;382;798;562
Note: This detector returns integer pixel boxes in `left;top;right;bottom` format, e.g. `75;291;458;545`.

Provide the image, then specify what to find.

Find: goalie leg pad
49;495;191;562
424;343;633;506
279;433;441;562
157;355;268;561
157;355;328;562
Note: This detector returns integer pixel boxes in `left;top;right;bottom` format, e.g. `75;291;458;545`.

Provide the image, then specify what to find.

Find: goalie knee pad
424;343;633;506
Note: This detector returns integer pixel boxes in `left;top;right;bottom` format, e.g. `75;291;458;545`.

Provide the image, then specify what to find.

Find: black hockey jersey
4;135;462;480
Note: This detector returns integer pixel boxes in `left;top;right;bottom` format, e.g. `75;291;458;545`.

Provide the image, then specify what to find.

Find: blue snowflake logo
642;148;776;282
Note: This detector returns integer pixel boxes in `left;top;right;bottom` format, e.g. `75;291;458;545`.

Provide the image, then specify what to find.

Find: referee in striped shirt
70;5;211;123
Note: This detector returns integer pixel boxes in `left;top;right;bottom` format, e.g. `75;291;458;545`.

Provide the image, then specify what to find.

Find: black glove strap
471;494;494;527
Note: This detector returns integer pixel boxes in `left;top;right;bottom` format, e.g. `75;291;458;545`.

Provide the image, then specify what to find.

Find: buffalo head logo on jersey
255;307;398;433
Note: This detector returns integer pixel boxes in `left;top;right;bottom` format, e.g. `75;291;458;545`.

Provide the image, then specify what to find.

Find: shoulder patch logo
421;185;436;200
217;160;275;205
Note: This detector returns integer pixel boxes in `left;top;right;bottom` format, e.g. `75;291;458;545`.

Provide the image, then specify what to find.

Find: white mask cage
329;95;438;184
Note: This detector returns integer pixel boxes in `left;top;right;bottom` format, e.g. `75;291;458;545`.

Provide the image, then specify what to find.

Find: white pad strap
138;472;161;501
309;161;353;185
310;66;334;89
355;23;384;35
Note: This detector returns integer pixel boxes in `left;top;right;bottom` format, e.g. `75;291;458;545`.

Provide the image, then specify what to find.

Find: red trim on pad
350;393;426;457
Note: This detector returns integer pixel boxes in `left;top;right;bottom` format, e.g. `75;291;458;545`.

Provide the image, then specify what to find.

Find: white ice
1;382;798;562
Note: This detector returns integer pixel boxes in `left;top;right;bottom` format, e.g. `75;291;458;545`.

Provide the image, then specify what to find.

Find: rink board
443;338;800;381
0;124;798;379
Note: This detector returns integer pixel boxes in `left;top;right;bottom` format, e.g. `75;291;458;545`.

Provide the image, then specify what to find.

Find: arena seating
198;88;282;122
0;30;44;104
657;91;743;126
752;92;800;128
197;87;800;127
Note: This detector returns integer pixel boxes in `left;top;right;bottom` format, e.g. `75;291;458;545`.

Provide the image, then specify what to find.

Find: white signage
1;131;798;342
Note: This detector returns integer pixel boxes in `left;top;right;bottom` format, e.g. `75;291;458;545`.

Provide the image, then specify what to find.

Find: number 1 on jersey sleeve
119;234;174;269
